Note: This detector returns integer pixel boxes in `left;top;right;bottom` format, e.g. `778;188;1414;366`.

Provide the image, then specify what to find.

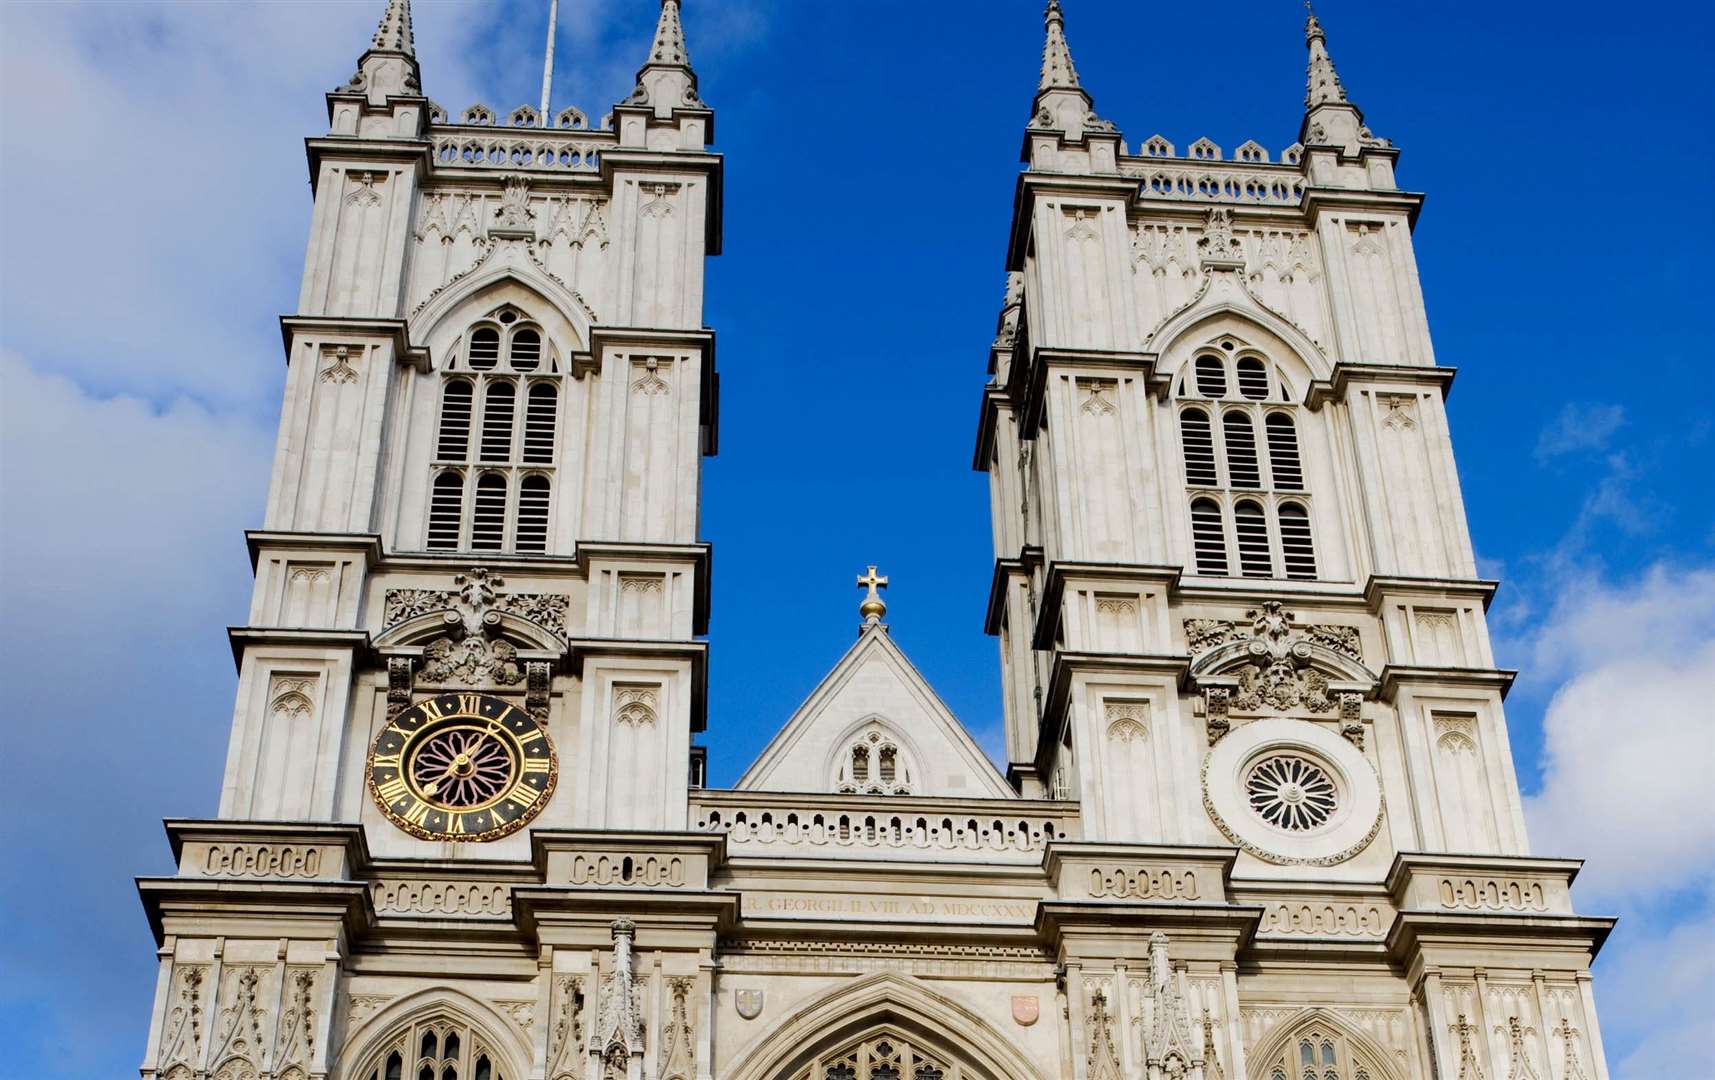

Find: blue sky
1;1;1711;1077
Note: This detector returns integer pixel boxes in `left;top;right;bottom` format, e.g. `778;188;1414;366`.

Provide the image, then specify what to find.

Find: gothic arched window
356;1014;509;1080
426;306;563;552
1258;1023;1385;1080
833;726;915;796
1175;342;1318;580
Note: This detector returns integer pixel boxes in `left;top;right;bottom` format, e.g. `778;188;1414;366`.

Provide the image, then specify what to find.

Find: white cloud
1515;562;1715;1076
1536;402;1626;461
1597;911;1715;1080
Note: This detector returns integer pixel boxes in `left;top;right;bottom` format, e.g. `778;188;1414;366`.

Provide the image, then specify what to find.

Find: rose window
1245;755;1337;831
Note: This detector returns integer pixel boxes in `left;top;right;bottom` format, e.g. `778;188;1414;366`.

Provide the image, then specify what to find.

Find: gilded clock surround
366;691;558;842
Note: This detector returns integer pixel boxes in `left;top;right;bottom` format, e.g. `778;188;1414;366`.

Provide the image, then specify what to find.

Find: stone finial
1038;1;1082;92
648;0;691;68
340;0;422;104
857;566;889;624
623;0;704;111
1303;2;1346;107
371;0;415;56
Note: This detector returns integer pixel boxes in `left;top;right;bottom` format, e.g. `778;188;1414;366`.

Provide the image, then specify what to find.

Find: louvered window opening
426;317;561;553
1176;348;1317;581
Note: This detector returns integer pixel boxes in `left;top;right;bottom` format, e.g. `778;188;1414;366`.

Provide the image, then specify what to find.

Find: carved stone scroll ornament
383;567;569;633
387;656;415;721
1338;690;1365;749
1204;686;1232;745
526;659;552;721
1185;601;1368;718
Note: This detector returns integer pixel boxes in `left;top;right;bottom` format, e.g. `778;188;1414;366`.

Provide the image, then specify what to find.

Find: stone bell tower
137;3;724;1079
975;3;1615;1077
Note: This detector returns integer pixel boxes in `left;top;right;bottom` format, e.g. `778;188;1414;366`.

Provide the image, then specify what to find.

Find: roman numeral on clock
375;776;410;804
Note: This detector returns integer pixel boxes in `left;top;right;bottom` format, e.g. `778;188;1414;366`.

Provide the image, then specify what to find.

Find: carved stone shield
1011;995;1039;1026
736;989;764;1019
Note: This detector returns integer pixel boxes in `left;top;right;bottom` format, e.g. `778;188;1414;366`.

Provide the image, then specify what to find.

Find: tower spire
622;0;705;114
648;0;691;69
338;0;422;108
370;0;415;58
1302;3;1346;108
1297;4;1387;153
1038;0;1082;92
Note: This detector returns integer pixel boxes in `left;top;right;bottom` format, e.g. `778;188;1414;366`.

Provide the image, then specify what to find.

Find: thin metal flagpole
538;0;559;127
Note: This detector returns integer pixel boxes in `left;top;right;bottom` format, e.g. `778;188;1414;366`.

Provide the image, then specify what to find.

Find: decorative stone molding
200;843;326;879
546;976;585;1080
1256;900;1389;938
612;685;658;726
567;852;687;888
693;796;1075;864
317;344;361;384
1387;854;1577;916
382;568;570;632
1086;865;1200;900
1437;876;1550;912
660;976;695;1080
525;659;551;721
369;878;512;917
386;655;414;721
716;940;1048;980
1186;602;1373;720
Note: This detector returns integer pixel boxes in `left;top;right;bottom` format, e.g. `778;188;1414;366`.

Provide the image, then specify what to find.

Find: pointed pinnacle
370;0;415;57
1038;0;1082;92
647;0;691;68
1304;2;1348;107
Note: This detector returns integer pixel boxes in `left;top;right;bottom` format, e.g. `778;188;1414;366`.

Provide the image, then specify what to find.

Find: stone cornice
574;540;713;635
245;530;383;572
1036;651;1192;776
1032;561;1182;650
1302;184;1424;228
279;315;431;372
971;383;1009;472
1363;574;1500;612
566;638;708;732
304;135;432;193
1306;362;1456;409
137;876;373;947
1378;664;1517;702
983;547;1044;636
1007;171;1144;272
227;627;371;669
1015;346;1165;438
578;326;719;454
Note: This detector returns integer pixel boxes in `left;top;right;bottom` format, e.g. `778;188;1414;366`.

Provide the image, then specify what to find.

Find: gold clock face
367;692;557;842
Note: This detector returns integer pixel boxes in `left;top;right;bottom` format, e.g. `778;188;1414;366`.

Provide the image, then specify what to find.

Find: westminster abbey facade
135;3;1615;1079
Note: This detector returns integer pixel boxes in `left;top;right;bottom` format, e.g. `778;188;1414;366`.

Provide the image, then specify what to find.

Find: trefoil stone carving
317;345;360;384
209;967;266;1075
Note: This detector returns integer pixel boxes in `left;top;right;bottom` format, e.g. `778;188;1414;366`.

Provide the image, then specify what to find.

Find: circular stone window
1245;755;1338;831
1202;717;1383;866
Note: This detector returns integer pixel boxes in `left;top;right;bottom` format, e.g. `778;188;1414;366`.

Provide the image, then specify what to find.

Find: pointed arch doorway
728;973;1041;1080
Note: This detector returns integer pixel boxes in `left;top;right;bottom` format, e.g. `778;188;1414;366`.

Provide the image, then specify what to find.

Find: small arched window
466;327;500;370
1190;497;1228;575
470;473;508;551
1256;1023;1388;1080
421;308;565;553
835;727;914;795
1236;355;1270;400
1195;354;1227;397
1174;343;1321;581
1234;499;1272;577
426;471;464;551
1223;411;1262;488
1180;407;1218;486
515;474;551;554
1279;502;1317;579
478;381;515;462
522;383;557;463
436;380;473;461
1266;412;1304;490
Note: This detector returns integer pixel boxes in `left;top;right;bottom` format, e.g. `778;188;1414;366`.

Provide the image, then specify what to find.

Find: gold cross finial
856;565;889;622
